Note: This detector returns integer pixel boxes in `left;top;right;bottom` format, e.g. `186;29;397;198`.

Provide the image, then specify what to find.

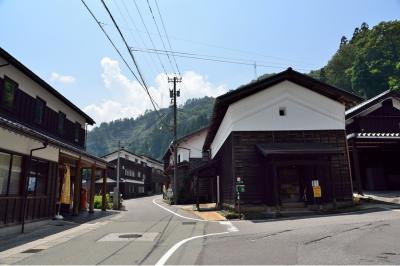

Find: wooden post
73;159;81;216
102;169;107;211
89;164;96;213
272;164;280;208
351;139;363;195
195;176;199;211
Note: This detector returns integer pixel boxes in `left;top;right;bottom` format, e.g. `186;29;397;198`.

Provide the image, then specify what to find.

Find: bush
94;194;112;209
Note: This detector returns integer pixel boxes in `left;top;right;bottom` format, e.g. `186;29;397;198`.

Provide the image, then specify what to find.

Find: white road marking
154;232;229;266
152;197;239;265
152;198;206;222
219;221;239;232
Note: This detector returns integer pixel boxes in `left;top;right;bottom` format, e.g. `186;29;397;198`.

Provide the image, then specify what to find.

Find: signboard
236;184;245;193
313;185;322;198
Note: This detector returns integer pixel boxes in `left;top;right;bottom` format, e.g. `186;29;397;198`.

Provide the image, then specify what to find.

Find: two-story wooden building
163;127;209;204
0;47;109;230
346;90;400;194
201;68;361;210
101;149;163;199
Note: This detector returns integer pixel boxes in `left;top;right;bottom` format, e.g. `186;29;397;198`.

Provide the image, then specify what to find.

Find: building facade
101;150;163;199
346;90;400;193
200;68;361;210
163;127;209;204
0;47;109;229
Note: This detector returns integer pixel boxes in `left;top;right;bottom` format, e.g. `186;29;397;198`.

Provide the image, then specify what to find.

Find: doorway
278;166;303;204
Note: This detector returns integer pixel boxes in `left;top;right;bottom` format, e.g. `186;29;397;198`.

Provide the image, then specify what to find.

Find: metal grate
118;234;142;239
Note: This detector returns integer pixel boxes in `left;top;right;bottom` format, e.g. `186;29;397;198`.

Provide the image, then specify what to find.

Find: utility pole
114;140;121;210
168;76;181;204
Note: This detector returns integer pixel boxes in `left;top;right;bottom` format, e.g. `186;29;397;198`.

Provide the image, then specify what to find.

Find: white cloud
50;72;76;84
84;57;227;125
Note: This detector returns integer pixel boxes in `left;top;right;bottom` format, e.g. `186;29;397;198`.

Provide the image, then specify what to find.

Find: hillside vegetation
310;21;400;98
86;97;214;159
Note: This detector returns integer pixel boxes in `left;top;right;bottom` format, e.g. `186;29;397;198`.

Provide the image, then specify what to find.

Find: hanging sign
60;164;71;204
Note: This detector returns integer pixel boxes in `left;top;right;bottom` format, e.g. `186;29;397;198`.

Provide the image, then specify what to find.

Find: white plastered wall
210;80;346;158
174;129;207;164
0;127;59;162
0;56;86;127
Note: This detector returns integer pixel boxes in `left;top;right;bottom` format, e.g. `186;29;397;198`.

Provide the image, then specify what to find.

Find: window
279;107;287;116
57;112;66;135
8;155;22;195
2;77;17;108
29;159;48;195
34;97;45;125
0;152;22;196
74;122;81;143
0;152;11;195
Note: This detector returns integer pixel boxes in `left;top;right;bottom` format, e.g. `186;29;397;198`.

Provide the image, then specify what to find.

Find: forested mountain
310;21;400;98
87;20;400;160
86;97;215;160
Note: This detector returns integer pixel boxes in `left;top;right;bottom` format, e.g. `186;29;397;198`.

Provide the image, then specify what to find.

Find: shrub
94;194;112;209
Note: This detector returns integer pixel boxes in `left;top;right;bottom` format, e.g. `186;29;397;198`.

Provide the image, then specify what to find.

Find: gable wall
210;80;346;158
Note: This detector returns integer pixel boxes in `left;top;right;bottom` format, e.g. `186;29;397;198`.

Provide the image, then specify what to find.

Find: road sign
236;184;245;193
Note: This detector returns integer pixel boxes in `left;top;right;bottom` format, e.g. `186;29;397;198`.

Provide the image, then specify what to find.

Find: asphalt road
9;195;400;265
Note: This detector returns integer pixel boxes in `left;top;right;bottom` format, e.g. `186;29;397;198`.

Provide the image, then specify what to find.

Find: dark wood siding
0;77;86;148
230;130;352;206
0;158;58;227
214;133;235;207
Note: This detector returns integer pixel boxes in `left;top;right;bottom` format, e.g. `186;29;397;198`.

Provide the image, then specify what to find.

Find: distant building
163;127;208;204
101;149;163;199
0;47;109;229
346;90;400;193
199;68;361;210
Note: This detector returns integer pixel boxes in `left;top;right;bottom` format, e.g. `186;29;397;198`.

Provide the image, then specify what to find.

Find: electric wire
82;0;171;131
132;0;170;77
145;0;178;75
131;47;313;71
153;0;181;77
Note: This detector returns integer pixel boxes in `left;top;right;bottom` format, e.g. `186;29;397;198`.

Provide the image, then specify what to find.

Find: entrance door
278;166;302;204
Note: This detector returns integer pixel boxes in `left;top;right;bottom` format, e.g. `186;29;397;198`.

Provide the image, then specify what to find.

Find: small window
178;154;181;163
2;77;17;108
279;107;287;116
57;112;66;135
74;122;81;143
34;97;45;125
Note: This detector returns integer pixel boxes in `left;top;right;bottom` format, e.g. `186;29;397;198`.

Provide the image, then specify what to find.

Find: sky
0;0;399;125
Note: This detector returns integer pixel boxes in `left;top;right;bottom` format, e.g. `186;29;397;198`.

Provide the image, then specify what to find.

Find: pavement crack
249;229;293;242
304;235;332;245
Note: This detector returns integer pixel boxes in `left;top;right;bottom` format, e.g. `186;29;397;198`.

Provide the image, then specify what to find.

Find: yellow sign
60;164;71;204
313;186;322;198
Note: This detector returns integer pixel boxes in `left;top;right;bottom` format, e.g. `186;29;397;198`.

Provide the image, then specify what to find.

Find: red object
80;188;87;209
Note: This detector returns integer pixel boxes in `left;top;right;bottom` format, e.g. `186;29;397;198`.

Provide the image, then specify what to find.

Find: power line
131;0;170;77
145;0;178;75
81;0;144;88
131;47;314;72
153;0;181;77
117;0;161;78
81;0;171;131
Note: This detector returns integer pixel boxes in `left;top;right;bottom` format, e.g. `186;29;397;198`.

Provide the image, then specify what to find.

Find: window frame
74;122;81;143
33;97;46;125
1;76;18;110
57;111;66;136
0;150;23;196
